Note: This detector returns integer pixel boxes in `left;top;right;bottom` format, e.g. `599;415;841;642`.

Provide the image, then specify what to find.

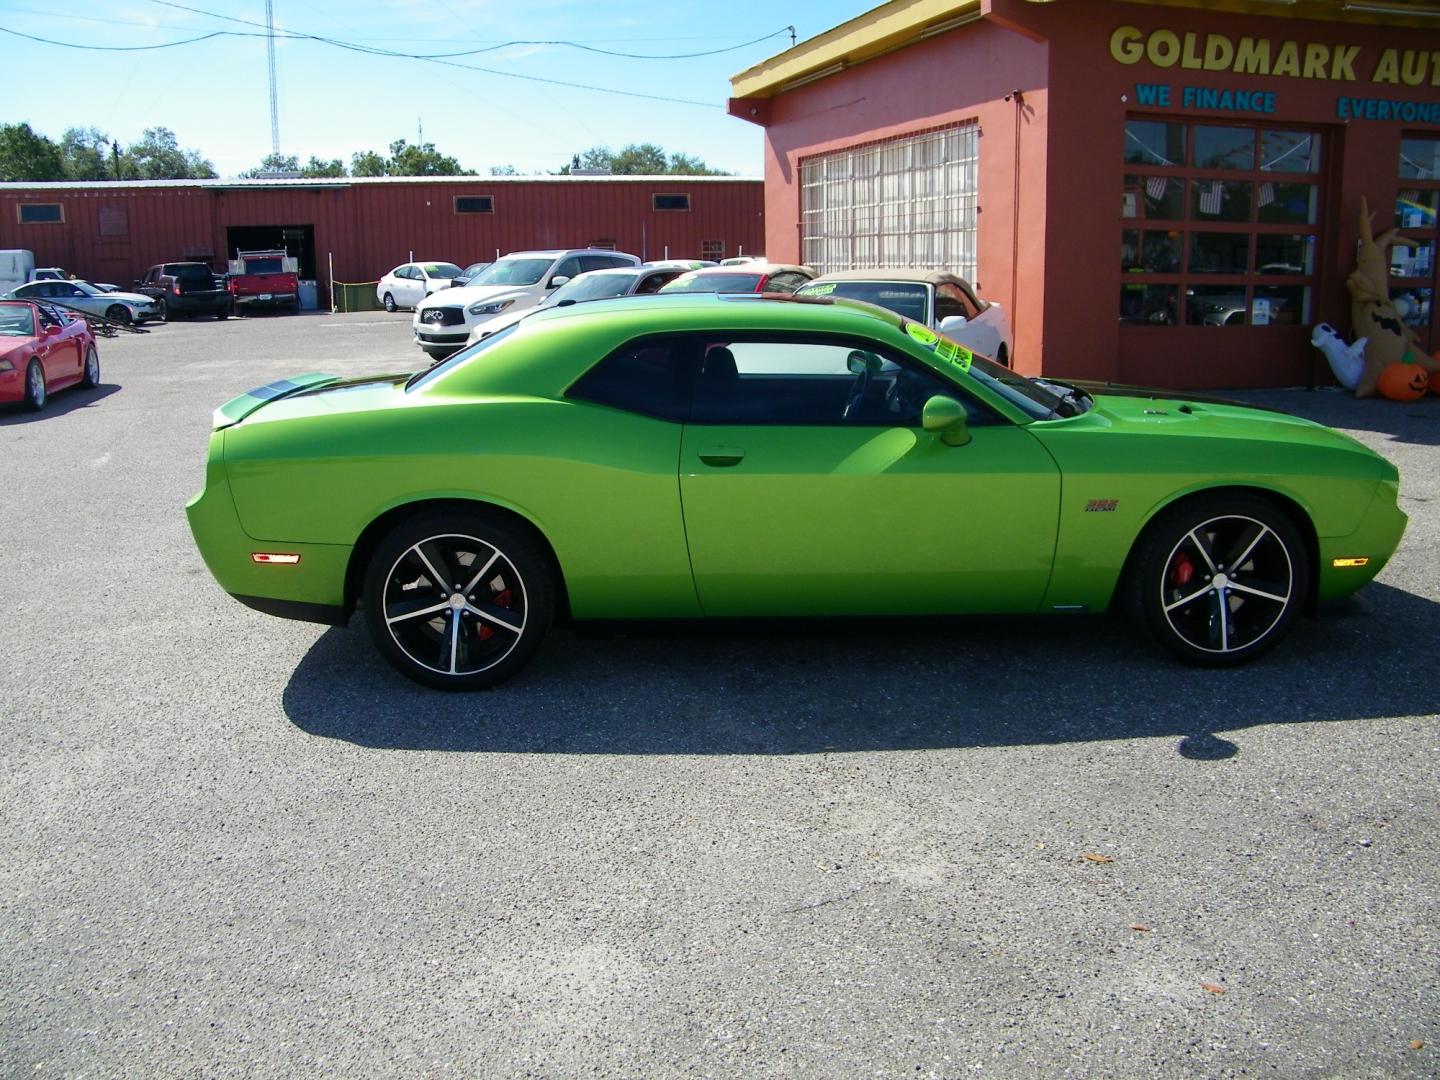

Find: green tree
350;149;387;177
127;127;215;179
0;122;65;181
559;144;728;176
489;164;518;176
241;152;300;177
301;156;346;178
60;127;117;181
386;138;470;176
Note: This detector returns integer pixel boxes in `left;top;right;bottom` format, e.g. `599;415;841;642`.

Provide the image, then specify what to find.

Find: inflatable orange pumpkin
1378;361;1429;401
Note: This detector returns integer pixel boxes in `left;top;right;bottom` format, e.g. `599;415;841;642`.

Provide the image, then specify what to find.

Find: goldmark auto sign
1109;25;1440;86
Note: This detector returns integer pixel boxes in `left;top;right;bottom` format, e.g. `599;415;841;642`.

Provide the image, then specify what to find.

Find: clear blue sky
0;0;879;177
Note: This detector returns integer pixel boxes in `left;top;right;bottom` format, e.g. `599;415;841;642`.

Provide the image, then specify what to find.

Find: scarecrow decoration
1347;195;1438;399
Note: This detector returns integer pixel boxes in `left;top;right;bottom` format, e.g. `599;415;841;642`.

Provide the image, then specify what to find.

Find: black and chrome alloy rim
381;532;527;676
86;350;98;384
1160;514;1293;654
28;364;44;406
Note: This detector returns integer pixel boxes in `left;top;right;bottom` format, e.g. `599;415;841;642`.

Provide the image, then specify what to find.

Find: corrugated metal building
0;175;765;294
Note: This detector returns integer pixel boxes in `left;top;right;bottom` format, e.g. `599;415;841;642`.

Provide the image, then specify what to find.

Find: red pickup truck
226;250;300;315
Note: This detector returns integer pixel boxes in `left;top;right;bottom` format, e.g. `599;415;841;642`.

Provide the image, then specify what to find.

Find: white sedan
795;269;1014;367
7;279;162;324
376;262;463;312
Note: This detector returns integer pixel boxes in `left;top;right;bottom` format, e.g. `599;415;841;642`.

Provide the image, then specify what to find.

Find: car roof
501;249;639;260
567;266;649;278
805;269;971;288
524;291;897;332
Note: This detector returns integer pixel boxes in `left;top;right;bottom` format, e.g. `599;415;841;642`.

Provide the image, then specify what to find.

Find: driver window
689;337;990;427
934;285;969;322
551;257;582;283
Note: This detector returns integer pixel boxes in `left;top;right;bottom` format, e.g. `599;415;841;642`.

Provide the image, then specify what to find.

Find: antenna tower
266;0;280;155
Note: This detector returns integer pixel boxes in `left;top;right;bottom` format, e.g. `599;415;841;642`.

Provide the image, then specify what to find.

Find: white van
0;249;36;294
412;248;639;359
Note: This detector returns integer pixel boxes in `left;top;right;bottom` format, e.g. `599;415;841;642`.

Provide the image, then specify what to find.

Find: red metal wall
0;177;764;289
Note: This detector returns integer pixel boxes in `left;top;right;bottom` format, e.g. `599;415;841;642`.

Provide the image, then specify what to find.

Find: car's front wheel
105;304;132;325
80;346;100;389
1126;494;1309;666
362;512;554;689
382;292;397;313
23;360;46;410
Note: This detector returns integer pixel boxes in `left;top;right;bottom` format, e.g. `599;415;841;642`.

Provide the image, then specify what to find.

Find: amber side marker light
252;553;301;565
1332;557;1370;568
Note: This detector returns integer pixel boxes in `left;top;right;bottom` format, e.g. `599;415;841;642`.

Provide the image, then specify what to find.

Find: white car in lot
795;269;1014;366
7;279;162;324
412;248;640;359
460;263;691;348
376;262;463;312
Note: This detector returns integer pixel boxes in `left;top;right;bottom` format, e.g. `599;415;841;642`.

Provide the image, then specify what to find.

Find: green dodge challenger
187;294;1406;689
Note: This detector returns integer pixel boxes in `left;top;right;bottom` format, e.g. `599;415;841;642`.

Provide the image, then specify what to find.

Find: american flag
1258;182;1275;208
1198;181;1224;216
1146;176;1169;201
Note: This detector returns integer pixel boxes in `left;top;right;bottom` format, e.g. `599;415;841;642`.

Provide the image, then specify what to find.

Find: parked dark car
134;262;231;320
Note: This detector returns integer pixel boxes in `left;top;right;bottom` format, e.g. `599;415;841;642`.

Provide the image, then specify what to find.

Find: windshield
421;263;463;279
901;320;1064;420
407;321;521;392
458;262;490;280
173;264;214;281
798;280;929;323
72;281;104;296
468;258;554;287
659;271;763;294
0;303;38;336
546;272;638;306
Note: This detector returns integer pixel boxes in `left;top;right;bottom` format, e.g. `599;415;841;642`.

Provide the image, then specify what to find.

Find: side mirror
548;275;570;289
42;323;62;338
846;350;884;375
922;395;971;446
939;315;969;334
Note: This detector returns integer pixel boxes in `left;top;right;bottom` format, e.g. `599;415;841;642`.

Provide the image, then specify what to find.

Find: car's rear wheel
1126;494;1308;666
105;304;132;325
80;346;100;389
156;299;168;321
382;292;397;313
363;512;554;689
23;360;46;411
215;305;229;321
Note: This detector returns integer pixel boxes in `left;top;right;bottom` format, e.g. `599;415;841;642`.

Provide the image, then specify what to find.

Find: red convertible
0;299;100;411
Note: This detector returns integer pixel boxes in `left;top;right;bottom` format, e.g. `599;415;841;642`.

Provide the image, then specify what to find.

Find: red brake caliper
477;587;512;640
1169;552;1194;589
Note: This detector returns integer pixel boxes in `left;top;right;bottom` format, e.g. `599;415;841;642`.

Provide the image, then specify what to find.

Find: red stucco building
0;175;764;298
730;0;1440;388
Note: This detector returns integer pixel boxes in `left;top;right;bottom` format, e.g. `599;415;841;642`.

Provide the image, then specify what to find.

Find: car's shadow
283;582;1439;758
0;383;120;424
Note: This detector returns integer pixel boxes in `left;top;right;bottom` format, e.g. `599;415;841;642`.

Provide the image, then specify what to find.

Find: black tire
383;293;397;313
156;299;168;322
1125;494;1309;667
362;511;555;689
23;359;46;411
289;301;301;316
105;304;132;326
80;345;100;389
215;303;229;320
996;345;1010;369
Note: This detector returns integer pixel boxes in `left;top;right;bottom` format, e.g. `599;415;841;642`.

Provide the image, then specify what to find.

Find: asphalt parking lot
3;310;1438;1078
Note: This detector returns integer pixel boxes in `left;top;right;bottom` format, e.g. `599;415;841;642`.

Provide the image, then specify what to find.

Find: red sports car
0;299;100;410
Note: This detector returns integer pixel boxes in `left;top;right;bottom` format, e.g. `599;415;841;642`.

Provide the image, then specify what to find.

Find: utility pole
266;0;280;156
111;140;122;181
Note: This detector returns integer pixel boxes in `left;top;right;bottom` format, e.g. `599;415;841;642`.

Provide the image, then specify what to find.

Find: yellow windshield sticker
907;323;939;346
908;322;972;373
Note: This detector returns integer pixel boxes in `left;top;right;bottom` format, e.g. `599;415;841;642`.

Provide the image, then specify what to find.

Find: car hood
417;284;533;311
1083;388;1371;453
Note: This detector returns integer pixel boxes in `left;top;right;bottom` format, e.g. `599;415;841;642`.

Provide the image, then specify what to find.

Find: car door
677;334;1061;616
51;281;96;316
35;304;82;386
